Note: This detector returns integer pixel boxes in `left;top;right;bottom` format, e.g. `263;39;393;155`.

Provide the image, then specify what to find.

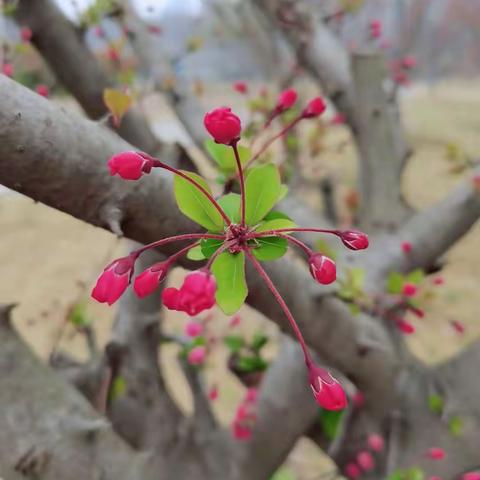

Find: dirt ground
1;80;480;479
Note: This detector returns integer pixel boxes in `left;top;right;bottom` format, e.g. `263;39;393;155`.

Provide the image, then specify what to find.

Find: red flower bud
402;55;417;69
402;282;417;297
92;256;135;305
20;27;32;43
133;262;169;298
162;270;216;316
396;318;415;335
108;151;153;180
188;345;206;365
369;20;382;38
340;230;369;250
331;112;346;125
185;320;204;337
401;241;412;254
427;447;446;460
204;107;241;145
357;450;375;471
233;81;248;94
308;364;347;410
450;319;465;335
345;463;361;479
463;473;480;480
35;84;49;98
2;63;13;77
367;433;385;452
309;254;336;285
276;88;297;111
302;96;327;118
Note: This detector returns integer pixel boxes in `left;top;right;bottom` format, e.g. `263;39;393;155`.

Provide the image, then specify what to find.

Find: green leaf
211;252;248;315
386;471;405;480
236;355;268;372
224;335;245;353
407;268;425;284
218;193;241;223
252;237;288;261
263;211;293;222
428;394;444;415
69;303;91;328
386;271;405;294
204;139;250;175
245;164;281;226
200;238;224;258
404;467;425;480
448;415;463;437
318;409;345;440
270;467;295;480
174;171;225;231
350;268;366;291
255;217;296;233
278;184;289;201
251;333;268;352
187;245;206;261
109;376;126;402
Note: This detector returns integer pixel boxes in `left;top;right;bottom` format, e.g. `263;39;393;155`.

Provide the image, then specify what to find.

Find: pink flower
396;318;415;335
309;254;336;285
92;256;135;305
133;262;169;298
357;450;375;471
367;433;385;452
450;319;465;335
204;107;241;145
427;447;446;460
2;63;13;77
187;345;206;365
340;230;369;250
233;81;248;94
331;112;346;125
232;422;252;440
402;282;417;297
401;241;412;254
345;463;361;479
20;27;32;43
162;270;216;316
433;276;444;285
308;364;347;410
208;385;219;401
108;151;153;180
276;88;297;111
430;477;443;480
369;20;382;38
302;96;327;118
35;84;49;97
185;320;204;337
229;314;241;328
402;55;417;69
463;473;480;480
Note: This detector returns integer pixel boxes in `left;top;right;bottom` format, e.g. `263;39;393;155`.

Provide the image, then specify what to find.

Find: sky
53;0;203;21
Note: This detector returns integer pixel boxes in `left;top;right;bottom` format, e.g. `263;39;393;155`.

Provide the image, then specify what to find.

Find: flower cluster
92;93;369;411
231;388;258;440
344;432;385;479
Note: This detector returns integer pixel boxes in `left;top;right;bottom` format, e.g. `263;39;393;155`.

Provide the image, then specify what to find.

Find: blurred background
1;0;480;478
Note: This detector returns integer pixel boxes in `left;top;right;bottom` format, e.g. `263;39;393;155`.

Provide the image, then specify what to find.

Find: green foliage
318;409;345;440
211;252;248;315
251;333;268;352
174;171;224;232
200;238;224;258
81;0;117;25
186;245;206;261
337;268;365;304
109;376;126;402
387;468;424;480
386;269;425;294
255;217;296;233
270;468;295;480
428;394;444;415
205;139;250;176
236;355;268;373
251;236;288;261
245;164;281;226
68;302;91;328
218;193;241;223
224;335;245;353
448;415;464;437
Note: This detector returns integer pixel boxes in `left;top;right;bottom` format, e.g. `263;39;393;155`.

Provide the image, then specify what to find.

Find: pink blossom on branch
367;433;385;452
187;345;207;365
35;84;50;97
344;463;361;479
1;63;14;77
309;253;336;285
302;96;327;118
357;450;375;471
276;88;297;112
308;364;347;410
233;81;248;94
340;230;369;250
162;270;216;316
91;256;135;305
108;151;154;180
133;261;170;298
426;447;446;460
204;107;242;145
184;320;204;337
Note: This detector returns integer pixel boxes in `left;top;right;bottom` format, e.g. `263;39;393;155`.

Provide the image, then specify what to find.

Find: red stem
132;233;224;257
245;249;313;367
245;115;302;170
231;140;246;226
166;241;201;265
274;233;313;256
250;227;339;238
140;153;231;227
